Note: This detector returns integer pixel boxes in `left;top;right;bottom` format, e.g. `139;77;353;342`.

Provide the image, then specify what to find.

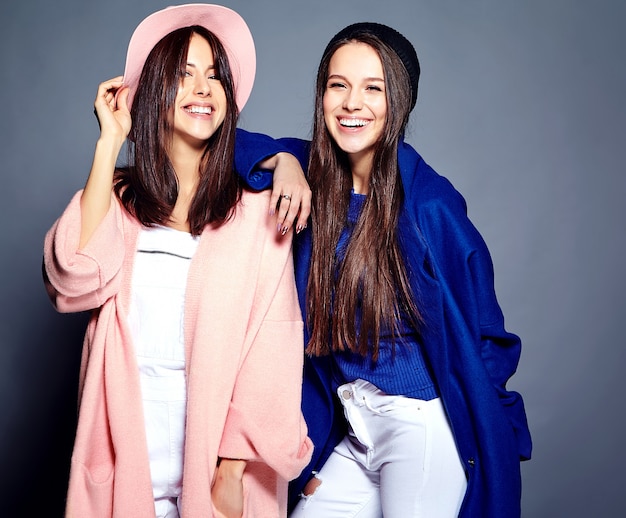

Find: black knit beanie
324;22;420;110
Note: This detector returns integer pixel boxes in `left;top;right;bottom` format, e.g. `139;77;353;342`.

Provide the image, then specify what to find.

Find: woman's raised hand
93;76;132;142
79;77;131;249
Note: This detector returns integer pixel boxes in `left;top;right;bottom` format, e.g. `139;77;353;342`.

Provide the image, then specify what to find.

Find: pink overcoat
43;189;313;517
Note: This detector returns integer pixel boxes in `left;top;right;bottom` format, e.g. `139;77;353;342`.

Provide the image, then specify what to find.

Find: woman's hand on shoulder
93;76;131;145
264;152;312;236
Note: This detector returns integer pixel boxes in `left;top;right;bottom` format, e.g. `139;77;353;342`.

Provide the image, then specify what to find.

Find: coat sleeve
234;128;284;191
417;179;532;460
234;128;311;190
466;239;532;460
217;235;313;481
43;191;127;313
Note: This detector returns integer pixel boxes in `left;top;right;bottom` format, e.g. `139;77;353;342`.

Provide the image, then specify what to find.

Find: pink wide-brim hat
122;3;256;111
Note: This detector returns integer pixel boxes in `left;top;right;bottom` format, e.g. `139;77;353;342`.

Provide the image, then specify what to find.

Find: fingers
93;76;132;140
275;193;295;236
269;185;283;217
273;186;312;236
94;76;124;111
295;188;312;232
269;152;312;236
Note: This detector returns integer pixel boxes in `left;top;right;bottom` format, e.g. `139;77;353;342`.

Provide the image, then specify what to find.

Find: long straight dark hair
306;34;423;360
114;26;241;236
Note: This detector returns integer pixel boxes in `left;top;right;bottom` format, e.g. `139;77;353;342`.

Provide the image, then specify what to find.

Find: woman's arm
42;78;131;313
80;77;131;248
217;233;313;480
211;458;246;518
234;128;311;234
43;190;127;313
259;152;311;234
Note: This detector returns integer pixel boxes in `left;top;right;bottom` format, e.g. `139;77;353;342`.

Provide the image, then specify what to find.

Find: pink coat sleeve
218;245;313;481
43;191;127;313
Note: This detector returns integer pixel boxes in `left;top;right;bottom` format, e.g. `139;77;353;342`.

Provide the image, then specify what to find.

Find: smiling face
171;32;227;152
323;42;388;179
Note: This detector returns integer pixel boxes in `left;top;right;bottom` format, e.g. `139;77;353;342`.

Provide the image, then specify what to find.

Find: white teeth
340;118;368;127
187;106;212;114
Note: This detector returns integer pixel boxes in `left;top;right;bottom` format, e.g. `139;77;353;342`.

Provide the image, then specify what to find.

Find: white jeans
290;379;467;518
140;371;187;518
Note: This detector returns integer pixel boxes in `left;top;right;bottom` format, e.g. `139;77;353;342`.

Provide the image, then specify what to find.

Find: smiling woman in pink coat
42;4;312;517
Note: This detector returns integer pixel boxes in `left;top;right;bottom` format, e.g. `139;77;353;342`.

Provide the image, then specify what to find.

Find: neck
167;144;203;233
169;145;203;195
348;150;374;194
350;162;372;195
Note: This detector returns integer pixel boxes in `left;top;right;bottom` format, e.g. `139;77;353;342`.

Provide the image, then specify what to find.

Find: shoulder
397;141;468;224
239;188;272;210
396;143;493;269
277;137;311;170
235;189;291;249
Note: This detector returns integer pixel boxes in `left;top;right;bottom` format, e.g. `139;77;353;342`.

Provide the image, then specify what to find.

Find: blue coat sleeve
466;239;533;460
416;177;532;460
234;128;310;190
234;128;281;190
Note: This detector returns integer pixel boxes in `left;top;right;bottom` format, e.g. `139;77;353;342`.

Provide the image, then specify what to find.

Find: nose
194;75;212;97
343;88;362;111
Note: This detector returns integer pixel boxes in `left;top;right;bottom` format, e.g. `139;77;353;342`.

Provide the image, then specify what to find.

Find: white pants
290;379;467;518
140;371;187;518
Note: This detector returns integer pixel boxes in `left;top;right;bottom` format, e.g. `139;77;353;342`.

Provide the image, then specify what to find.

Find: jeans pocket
362;393;406;415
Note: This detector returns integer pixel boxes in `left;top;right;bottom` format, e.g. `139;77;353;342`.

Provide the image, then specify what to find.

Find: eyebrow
185;62;217;71
327;73;384;82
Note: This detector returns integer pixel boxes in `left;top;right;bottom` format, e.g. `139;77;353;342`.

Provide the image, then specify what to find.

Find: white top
128;225;200;380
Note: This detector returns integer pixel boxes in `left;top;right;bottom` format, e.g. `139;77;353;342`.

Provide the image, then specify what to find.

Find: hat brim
122;3;256;112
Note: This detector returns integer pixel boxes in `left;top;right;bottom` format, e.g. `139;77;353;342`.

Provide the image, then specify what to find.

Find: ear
115;86;130;112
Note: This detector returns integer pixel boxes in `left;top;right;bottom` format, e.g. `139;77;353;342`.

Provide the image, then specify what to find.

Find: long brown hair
306;33;423;360
114;26;241;236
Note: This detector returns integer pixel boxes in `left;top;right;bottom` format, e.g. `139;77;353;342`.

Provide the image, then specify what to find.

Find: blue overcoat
235;129;532;517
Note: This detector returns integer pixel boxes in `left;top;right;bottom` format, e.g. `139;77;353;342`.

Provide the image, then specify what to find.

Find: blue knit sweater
332;191;438;400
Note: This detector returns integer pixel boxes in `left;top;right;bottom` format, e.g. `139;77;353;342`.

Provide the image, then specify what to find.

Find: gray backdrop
1;0;624;516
